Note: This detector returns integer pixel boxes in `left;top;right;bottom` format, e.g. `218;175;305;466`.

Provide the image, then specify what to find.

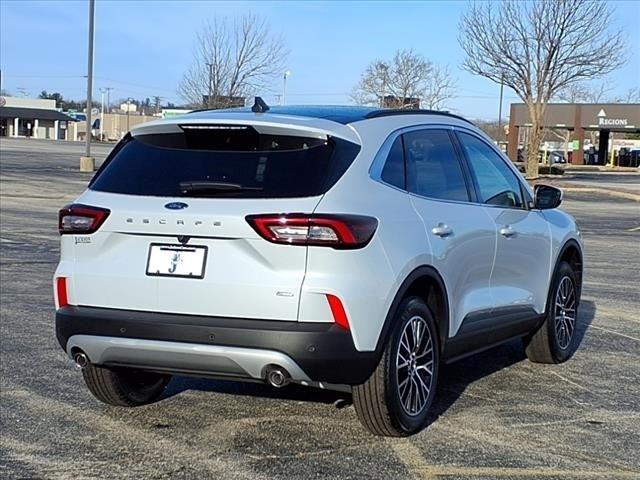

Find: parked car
548;150;567;164
55;101;584;436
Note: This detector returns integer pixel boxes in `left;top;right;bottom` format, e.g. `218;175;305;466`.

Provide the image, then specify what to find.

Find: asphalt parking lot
1;138;639;480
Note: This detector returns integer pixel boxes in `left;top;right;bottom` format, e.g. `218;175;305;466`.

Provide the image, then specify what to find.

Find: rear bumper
55;306;379;385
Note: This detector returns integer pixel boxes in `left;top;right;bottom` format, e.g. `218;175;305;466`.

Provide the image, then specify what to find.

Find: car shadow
427;298;595;424
162;300;596;420
163;375;348;405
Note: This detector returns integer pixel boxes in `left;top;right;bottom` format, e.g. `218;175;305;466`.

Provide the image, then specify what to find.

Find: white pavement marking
387;435;640;479
590;325;640;342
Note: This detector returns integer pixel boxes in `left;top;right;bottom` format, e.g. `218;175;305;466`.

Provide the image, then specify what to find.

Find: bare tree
422;64;457;110
557;81;612;104
178;13;288;108
352;49;457;109
474;119;506;142
558;82;606;104
351;61;393;107
459;0;626;178
613;87;640;103
556;81;613;146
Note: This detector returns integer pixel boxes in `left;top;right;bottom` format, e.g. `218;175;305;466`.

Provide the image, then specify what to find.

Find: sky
1;0;639;120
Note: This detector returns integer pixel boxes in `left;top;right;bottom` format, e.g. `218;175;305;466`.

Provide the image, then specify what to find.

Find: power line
3;74;85;79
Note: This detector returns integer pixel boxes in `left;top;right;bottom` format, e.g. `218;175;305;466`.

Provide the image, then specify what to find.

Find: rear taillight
246;214;378;249
326;294;350;330
55;277;69;308
58;204;110;235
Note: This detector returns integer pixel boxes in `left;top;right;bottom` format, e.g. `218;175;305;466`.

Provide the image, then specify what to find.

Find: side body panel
410;196;497;336
482;206;552;314
298;120;431;351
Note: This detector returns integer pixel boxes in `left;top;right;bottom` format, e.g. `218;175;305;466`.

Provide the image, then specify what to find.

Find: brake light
246;214;377;249
58;204;110;234
326;294;350;330
55;277;69;308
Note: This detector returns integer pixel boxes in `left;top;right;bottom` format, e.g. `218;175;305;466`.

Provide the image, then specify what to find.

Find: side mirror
534;184;562;209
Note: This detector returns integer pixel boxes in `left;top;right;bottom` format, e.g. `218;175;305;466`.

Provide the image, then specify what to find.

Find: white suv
55;101;583;436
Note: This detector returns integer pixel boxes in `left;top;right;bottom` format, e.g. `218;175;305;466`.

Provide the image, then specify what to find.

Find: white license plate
146;244;208;279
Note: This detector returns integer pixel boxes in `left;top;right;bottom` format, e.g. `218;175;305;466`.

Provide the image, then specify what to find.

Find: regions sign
597;109;628;127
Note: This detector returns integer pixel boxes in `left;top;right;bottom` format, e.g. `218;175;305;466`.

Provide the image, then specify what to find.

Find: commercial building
77;108;192;141
0;96;76;139
507;103;640;165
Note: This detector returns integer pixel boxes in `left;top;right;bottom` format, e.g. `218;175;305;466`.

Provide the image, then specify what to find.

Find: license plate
146;244;208;279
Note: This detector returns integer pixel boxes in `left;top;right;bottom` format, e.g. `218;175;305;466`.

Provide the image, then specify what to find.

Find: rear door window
404;129;470;202
90;128;360;198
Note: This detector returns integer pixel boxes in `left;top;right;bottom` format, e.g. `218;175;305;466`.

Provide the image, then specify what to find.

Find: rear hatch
69;119;360;320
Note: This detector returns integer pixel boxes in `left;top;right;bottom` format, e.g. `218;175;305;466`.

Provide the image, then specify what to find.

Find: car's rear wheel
82;364;171;407
524;261;580;363
353;296;439;436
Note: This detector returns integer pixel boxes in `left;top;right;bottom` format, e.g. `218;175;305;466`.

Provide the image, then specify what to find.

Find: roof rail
364;109;474;125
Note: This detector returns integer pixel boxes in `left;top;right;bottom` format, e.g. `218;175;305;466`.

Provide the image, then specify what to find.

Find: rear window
90;128;360;198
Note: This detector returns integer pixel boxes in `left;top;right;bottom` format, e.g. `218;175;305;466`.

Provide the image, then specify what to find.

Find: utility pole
380;64;388;108
104;87;113;114
282;70;290;106
80;0;96;172
498;73;505;140
206;63;214;108
126;98;131;132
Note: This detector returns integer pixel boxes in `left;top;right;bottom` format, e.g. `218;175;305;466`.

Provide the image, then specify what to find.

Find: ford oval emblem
165;202;189;210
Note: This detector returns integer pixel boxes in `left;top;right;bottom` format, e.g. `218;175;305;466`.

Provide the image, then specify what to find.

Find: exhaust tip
73;352;89;369
265;366;290;388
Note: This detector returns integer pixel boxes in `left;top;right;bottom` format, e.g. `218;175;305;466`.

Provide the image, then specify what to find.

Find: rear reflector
246;214;377;249
55;277;69;308
326;294;350;330
58;204;110;235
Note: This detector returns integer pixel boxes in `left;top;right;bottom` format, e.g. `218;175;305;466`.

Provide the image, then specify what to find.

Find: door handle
499;226;516;237
432;223;453;237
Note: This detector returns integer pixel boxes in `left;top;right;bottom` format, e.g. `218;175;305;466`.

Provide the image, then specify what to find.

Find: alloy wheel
554;276;576;350
396;315;435;416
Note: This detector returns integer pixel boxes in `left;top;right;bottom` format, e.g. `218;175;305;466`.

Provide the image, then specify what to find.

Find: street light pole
282;70;290;106
498;73;505;139
99;88;105;141
81;0;96;172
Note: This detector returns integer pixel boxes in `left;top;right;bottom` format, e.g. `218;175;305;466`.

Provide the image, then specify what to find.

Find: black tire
524;261;580;364
81;364;171;407
353;296;439;437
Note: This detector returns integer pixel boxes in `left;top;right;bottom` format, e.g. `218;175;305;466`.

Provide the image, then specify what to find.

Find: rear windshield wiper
179;181;263;195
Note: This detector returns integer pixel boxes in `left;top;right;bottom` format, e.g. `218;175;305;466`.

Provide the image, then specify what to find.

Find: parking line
628;226;640;232
387;437;639;479
2;385;264;480
590;325;640;342
386;438;437;480
409;465;639;478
